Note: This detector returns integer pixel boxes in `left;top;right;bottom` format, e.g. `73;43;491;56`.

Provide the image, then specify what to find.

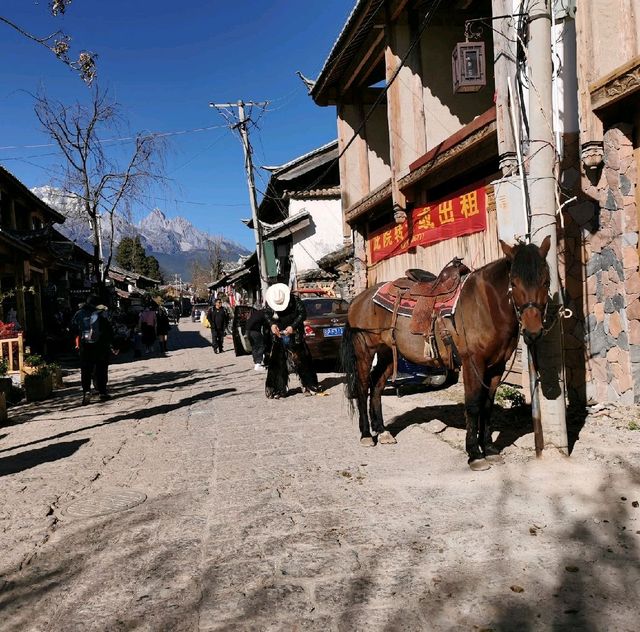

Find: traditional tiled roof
262;210;311;241
262;140;339;180
283;187;341;199
0;165;66;223
311;0;385;105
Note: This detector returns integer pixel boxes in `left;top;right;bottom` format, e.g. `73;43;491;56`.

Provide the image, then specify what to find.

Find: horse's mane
471;243;548;286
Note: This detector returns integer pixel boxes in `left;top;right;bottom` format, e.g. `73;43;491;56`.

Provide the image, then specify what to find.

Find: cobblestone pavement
1;321;640;631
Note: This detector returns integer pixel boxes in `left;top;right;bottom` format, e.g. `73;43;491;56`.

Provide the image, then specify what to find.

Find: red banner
368;184;487;264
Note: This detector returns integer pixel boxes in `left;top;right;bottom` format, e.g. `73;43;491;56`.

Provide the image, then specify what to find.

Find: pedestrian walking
138;302;157;354
156;303;170;354
264;283;321;399
207;298;229;353
71;295;115;405
246;306;267;371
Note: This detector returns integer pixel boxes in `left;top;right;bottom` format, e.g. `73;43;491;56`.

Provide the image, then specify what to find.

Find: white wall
288;197;343;273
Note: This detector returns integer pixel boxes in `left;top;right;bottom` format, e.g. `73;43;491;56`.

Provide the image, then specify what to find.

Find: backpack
80;310;102;344
157;308;169;328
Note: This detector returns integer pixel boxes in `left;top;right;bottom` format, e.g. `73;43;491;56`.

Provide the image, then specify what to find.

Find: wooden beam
589;55;640;112
343;31;385;93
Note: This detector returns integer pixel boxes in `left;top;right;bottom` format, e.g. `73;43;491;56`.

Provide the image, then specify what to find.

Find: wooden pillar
16;262;26;332
492;0;519;175
575;0;604;167
337;102;371;241
385;8;427;211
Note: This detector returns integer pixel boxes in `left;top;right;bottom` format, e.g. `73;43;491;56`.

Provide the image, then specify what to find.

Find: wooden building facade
311;0;640;404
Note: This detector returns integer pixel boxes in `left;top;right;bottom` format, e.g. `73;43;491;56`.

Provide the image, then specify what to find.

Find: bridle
507;273;550;329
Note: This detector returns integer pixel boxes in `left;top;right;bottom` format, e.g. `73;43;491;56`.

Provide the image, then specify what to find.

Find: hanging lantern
452;41;486;93
393;204;407;224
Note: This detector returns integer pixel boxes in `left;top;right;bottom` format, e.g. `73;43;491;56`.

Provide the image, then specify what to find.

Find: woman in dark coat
156;304;170;353
264;283;320;399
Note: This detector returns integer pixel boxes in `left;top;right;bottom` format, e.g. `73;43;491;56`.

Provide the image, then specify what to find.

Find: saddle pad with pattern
372;281;416;317
372;276;468;323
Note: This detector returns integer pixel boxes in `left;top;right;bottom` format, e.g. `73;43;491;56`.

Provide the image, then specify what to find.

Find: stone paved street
1;321;640;631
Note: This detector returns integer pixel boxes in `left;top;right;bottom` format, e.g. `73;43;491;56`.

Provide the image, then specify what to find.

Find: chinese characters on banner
368;184;487;264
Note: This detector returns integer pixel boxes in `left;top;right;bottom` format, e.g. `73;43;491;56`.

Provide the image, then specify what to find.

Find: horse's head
500;236;551;345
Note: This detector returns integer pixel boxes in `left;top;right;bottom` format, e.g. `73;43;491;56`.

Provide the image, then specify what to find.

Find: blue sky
0;1;353;249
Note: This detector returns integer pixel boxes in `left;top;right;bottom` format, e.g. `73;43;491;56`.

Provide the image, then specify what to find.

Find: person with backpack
71;295;115;406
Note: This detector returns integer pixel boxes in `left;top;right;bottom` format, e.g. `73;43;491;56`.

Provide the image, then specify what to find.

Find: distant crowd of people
66;284;323;407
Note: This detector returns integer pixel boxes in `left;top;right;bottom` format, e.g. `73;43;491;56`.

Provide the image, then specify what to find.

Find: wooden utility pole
527;0;568;453
209;100;270;303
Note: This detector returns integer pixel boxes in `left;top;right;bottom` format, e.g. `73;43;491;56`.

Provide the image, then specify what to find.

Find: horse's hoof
360;437;376;447
484;453;503;464
469;458;491;471
378;431;397;445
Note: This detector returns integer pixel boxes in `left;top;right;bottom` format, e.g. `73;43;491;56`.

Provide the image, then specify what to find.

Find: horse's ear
500;240;515;261
539;235;551;259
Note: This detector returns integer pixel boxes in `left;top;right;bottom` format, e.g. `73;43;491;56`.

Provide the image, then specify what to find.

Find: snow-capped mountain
139;208;217;253
32;186;250;277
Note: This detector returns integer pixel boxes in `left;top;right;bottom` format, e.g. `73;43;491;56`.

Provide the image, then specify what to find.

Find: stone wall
581;124;639;404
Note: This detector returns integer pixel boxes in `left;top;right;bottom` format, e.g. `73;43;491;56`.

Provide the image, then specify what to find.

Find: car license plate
323;326;344;337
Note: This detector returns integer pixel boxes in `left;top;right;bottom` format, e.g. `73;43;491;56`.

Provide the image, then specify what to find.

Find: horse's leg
480;371;504;462
352;335;375;447
462;356;491;471
368;349;396;444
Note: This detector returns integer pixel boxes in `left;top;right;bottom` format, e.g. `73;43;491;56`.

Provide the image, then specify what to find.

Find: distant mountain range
32;186;250;280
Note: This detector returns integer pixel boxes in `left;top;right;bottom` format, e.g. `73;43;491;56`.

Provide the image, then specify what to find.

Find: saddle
382;257;470;333
373;258;470;377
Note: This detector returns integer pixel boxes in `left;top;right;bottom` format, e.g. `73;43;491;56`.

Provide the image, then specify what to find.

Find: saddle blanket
372;276;469;319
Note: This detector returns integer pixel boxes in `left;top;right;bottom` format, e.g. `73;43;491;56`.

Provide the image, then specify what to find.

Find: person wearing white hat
263;283;321;399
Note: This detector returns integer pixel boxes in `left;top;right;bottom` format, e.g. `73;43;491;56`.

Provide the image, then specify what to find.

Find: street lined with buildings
1;321;639;631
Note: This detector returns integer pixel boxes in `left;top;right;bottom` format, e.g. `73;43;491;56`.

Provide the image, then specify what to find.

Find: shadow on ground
1;452;639;630
177;327;216;350
0;493;203;632
0;388;235;455
0;438;90;477
200;460;640;630
387;400;533;453
4;369;225;428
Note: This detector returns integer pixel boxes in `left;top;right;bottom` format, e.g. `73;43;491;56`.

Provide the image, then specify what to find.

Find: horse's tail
340;323;365;415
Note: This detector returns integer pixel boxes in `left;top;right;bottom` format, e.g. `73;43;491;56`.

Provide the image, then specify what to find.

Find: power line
0;122;228;151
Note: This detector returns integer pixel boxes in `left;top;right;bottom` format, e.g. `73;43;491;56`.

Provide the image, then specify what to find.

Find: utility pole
209;100;270;303
527;0;568;453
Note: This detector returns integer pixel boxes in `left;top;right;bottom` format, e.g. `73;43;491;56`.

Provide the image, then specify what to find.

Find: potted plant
24;364;53;402
23;353;46;377
0;358;12;397
48;362;64;389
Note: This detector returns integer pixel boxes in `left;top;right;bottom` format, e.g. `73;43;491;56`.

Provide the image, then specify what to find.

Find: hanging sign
368;183;487;264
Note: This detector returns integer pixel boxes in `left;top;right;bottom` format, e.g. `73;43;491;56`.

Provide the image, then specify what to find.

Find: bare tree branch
0;3;96;84
34;87;167;296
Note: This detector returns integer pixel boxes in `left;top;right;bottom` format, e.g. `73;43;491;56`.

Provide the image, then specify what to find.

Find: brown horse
341;237;551;470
